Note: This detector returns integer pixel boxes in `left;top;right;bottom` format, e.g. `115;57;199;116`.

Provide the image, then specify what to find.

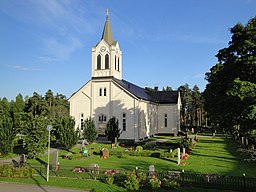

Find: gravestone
177;148;180;165
101;148;109;158
246;138;249;146
51;150;58;171
191;128;194;134
183;148;186;156
20;154;26;167
149;165;155;178
242;137;244;145
89;164;99;174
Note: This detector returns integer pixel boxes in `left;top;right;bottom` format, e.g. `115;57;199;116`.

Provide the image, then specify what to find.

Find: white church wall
157;104;179;135
111;83;137;140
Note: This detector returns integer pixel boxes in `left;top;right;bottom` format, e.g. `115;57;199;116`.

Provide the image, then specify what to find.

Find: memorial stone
177;148;180;165
51;150;59;170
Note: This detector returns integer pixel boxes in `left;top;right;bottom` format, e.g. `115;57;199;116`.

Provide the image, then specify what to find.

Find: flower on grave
182;156;187;160
181;162;186;165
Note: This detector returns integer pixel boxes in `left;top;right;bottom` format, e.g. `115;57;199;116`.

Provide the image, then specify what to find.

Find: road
0;182;88;192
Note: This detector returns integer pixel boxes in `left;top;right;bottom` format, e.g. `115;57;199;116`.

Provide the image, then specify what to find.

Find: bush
124;171;140;191
149;177;161;189
162;178;180;189
0;164;32;178
105;175;114;185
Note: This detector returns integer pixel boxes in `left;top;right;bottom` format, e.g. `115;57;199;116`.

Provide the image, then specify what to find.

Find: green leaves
105;117;120;143
204;16;256;134
83;117;97;144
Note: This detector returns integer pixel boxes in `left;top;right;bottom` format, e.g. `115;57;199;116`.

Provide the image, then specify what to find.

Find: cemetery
1;129;256;192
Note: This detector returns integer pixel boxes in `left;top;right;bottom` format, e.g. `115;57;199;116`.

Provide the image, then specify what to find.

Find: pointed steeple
101;9;115;45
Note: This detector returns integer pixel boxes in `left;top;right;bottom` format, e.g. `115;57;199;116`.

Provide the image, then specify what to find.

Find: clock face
100;46;106;52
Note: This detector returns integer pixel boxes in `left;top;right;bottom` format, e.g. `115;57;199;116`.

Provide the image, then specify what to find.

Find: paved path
0;182;88;192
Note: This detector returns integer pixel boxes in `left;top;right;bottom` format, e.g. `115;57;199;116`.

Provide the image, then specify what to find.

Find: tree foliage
55;116;78;149
204;16;256;135
0;115;14;156
105;117;120;143
83;117;97;144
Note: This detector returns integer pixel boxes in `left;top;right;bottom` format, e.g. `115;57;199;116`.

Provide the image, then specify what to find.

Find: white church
69;12;181;141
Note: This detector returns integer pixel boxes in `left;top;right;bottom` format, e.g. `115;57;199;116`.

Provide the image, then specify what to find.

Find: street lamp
46;125;53;182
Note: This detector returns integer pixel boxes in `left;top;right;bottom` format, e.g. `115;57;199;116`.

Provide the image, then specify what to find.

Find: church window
99;114;107;122
115;56;117;70
99;88;102;96
80;113;84;130
104;88;107;96
117;57;120;71
122;113;126;131
164;114;168;127
105;54;109;69
97;55;101;70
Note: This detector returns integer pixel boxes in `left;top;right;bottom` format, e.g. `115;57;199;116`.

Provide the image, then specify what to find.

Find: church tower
92;9;122;80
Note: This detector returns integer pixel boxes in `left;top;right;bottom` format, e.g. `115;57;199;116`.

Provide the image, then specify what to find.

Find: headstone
51;150;58;171
212;132;215;138
170;149;173;153
246;138;249;146
191;128;194;134
251;144;255;150
183;148;186;156
101;148;109;158
89;164;99;174
20;154;26;166
177;148;180;165
149;165;155;178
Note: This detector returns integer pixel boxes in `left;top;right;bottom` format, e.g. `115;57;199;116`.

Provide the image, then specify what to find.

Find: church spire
101;9;115;45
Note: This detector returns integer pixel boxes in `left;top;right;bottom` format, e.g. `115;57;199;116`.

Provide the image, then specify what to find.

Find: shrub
162;178;180;189
149;177;161;189
136;146;143;151
124;171;140;190
105;175;114;185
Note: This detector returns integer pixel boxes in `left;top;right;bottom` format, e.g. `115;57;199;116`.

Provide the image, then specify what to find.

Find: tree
105;117;120;143
25;116;48;158
0;115;14;156
83;117;97;144
204;16;256;135
55;117;79;149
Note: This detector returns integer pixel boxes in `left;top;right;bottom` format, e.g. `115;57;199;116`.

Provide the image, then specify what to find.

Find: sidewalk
0;182;88;192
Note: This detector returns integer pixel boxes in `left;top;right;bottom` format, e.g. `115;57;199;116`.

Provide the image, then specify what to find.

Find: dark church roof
113;78;178;104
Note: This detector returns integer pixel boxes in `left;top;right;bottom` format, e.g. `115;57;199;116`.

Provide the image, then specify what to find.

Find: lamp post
46;125;53;182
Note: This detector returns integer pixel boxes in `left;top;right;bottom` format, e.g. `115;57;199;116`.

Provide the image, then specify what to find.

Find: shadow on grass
31;176;47;192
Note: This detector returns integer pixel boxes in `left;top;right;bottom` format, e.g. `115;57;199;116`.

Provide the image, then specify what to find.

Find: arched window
122;113;126;131
97;55;101;70
98;114;107;122
104;88;107;96
105;54;109;69
99;88;102;96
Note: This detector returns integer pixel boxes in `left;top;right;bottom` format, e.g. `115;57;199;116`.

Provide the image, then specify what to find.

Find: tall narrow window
105;54;109;69
164;114;168;127
99;88;102;96
97;55;101;70
115;56;117;70
80;113;84;130
122;113;126;131
104;88;107;96
98;114;107;122
117;57;120;71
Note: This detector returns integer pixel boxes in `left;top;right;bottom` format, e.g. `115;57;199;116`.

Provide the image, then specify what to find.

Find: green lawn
1;135;256;191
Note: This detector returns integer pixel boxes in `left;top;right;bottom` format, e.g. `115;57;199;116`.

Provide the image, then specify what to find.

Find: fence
156;171;256;192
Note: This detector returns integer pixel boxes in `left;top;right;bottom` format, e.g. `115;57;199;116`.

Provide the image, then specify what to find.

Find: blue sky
0;0;255;100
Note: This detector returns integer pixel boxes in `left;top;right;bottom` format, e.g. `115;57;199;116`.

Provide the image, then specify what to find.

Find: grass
26;136;256;177
1;135;256;191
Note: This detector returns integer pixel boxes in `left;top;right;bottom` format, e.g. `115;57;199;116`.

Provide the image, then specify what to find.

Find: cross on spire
106;8;109;18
